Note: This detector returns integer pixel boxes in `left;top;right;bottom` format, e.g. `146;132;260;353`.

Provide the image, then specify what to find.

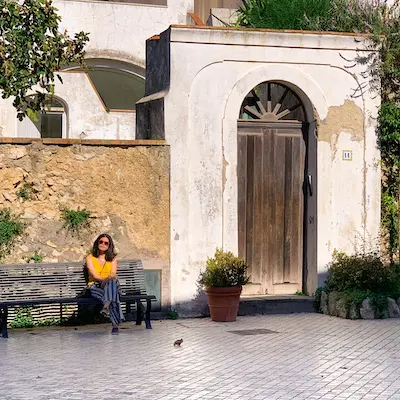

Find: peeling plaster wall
0;0;194;139
150;27;381;312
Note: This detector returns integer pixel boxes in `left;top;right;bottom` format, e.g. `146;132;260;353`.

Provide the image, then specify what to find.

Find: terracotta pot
205;286;242;322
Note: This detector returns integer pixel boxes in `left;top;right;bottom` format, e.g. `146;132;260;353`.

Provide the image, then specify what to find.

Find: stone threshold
239;295;315;316
241;294;313;301
0;138;167;147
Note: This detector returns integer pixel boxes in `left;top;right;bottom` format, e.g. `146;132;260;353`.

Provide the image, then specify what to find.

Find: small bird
174;339;183;347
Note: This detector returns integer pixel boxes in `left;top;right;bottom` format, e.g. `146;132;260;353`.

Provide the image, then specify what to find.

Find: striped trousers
89;279;124;326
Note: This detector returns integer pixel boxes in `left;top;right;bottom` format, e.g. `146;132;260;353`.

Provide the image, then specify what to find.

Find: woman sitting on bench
86;234;124;334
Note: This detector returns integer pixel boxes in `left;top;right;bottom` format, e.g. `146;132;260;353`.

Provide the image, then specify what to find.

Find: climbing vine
237;0;400;262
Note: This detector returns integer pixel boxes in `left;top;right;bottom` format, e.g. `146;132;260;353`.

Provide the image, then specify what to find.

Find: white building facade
0;0;194;140
0;1;382;314
137;26;381;312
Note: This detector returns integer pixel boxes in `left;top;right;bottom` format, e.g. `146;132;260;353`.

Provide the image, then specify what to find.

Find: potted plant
198;248;250;322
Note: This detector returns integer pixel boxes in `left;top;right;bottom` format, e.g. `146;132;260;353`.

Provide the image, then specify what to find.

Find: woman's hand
101;277;111;288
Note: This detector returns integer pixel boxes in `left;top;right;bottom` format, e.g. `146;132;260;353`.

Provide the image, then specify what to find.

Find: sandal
111;327;119;335
100;307;110;318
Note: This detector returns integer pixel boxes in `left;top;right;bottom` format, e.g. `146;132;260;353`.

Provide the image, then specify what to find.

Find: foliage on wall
0;208;25;261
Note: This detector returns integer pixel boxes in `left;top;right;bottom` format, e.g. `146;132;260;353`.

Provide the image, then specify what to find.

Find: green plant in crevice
26;250;44;264
0;208;25;260
16;182;34;201
61;207;91;235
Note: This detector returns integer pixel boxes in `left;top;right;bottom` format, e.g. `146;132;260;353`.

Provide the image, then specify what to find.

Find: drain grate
228;328;279;336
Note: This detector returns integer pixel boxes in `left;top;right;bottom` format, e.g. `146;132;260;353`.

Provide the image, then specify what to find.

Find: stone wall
320;291;400;320
0;139;170;307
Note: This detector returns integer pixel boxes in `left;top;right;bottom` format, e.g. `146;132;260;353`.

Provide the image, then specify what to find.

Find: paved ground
2;314;400;400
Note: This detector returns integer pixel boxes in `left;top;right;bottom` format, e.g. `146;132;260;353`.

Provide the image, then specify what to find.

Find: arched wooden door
238;82;310;295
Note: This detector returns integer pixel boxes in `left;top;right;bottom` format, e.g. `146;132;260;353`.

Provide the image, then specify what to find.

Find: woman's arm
86;255;105;282
109;258;118;279
100;259;117;288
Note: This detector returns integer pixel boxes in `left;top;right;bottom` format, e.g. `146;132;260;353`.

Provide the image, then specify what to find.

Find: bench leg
0;308;8;338
136;300;144;326
145;299;152;329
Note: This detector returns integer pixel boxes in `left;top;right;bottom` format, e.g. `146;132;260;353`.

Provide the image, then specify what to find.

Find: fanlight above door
240;82;306;122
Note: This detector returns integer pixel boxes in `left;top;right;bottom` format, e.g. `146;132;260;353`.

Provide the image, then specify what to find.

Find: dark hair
91;233;117;261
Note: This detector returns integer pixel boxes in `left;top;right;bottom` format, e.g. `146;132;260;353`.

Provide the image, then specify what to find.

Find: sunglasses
99;239;110;246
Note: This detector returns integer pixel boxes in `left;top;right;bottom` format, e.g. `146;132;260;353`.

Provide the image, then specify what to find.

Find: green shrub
0;208;25;260
9;308;35;328
198;248;250;288
323;251;400;318
340;289;369;309
36;317;60;327
236;0;332;31
61;207;91;235
370;293;390;318
167;310;179;320
325;251;400;295
236;0;385;33
313;287;323;312
9;308;60;328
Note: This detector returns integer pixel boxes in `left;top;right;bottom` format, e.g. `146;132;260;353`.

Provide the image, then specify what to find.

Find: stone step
239;295;315;315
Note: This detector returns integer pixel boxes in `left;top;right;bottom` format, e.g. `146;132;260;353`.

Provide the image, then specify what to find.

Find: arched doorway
238;81;316;295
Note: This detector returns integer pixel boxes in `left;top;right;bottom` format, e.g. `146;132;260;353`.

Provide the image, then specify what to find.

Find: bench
0;259;156;338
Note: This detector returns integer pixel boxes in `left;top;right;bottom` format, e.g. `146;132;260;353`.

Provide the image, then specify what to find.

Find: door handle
307;175;313;196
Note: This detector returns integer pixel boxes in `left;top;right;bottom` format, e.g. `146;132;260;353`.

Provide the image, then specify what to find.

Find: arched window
87;68;145;111
63;59;145;112
17;96;67;139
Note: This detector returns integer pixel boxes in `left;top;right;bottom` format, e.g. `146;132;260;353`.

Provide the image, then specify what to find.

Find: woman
86;233;124;334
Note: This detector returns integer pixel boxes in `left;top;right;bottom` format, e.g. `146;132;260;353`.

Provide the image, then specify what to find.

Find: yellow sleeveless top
88;254;112;286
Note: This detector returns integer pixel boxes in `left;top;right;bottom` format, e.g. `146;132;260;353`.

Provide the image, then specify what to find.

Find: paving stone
1;314;400;399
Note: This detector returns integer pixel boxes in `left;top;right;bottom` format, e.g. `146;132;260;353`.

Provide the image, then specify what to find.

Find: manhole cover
228;328;278;336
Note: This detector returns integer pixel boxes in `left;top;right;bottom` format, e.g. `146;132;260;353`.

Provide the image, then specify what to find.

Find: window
87;68;145;111
63;59;145;112
17;97;67;139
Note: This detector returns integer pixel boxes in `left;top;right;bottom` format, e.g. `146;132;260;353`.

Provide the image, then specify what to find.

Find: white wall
0;0;194;139
160;26;381;309
55;0;193;67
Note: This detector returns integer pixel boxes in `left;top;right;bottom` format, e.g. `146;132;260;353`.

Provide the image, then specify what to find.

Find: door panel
238;121;306;295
